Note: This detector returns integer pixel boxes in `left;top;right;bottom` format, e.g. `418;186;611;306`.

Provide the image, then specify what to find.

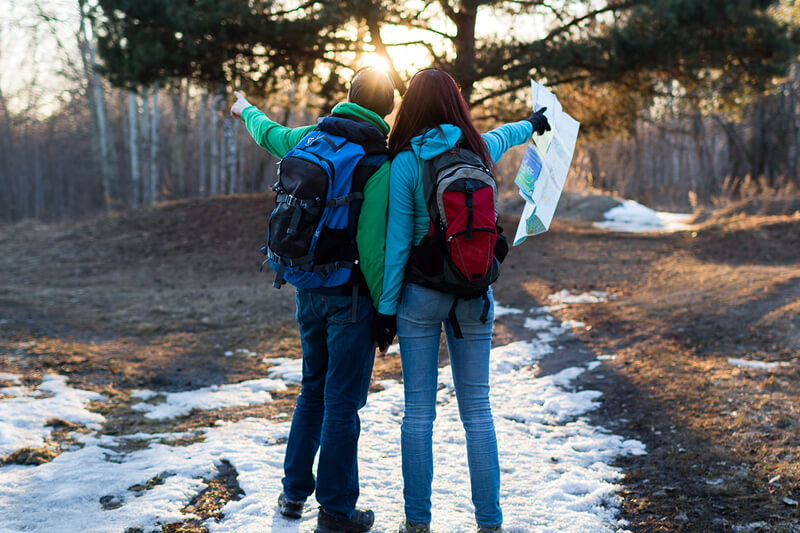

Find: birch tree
198;88;208;196
78;0;115;205
139;84;150;201
150;81;158;203
209;86;223;196
169;82;186;196
127;89;139;208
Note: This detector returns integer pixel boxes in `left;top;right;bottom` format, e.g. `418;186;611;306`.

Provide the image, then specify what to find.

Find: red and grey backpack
406;145;507;337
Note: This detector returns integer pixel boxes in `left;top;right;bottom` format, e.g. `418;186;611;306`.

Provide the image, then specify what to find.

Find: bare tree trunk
282;74;297;126
150;81;159;203
793;65;800;184
182;80;192;194
0;87;13;186
222;117;236;194
449;1;478;103
140;84;151;203
128;90;140;208
170;82;185;196
199;90;208;196
233;119;240;192
33;138;44;219
209;86;223;195
78;2;114;206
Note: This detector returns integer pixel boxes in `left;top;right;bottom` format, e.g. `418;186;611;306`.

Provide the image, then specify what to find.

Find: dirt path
1;194;799;531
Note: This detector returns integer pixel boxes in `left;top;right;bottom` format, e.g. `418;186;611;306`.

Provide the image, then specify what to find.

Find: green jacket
240;102;390;308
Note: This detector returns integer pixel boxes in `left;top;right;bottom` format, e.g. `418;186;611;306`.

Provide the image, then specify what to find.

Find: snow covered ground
0;296;645;533
594;200;693;233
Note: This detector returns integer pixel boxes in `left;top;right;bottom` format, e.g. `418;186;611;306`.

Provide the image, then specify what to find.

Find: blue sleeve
481;120;533;163
377;152;418;315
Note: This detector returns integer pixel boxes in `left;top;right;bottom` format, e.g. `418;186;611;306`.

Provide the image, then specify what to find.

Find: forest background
2;0;800;224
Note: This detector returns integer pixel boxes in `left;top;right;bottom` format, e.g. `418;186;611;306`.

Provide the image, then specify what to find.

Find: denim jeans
397;283;502;527
281;288;375;519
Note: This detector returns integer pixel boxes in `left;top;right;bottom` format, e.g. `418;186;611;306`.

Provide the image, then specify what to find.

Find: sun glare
358;53;391;73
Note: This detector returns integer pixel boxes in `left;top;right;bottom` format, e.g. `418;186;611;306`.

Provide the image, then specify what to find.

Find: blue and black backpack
262;115;388;289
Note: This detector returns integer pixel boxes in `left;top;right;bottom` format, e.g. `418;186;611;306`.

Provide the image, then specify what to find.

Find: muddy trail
1;193;799;532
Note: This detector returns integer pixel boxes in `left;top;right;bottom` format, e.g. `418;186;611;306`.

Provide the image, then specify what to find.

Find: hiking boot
277;492;304;519
477;527;504;533
315;507;375;533
399;520;430;533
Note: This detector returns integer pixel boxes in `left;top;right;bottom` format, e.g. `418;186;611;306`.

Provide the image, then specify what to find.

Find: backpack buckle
285;194;298;207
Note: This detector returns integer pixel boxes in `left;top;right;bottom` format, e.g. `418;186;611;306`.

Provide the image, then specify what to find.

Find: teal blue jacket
377;121;533;315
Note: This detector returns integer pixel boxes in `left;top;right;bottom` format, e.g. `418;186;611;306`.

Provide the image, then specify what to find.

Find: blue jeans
397;283;502;527
281;288;375;519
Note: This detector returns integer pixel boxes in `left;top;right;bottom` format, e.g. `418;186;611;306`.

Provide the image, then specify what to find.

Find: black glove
527;107;551;135
372;313;397;353
494;225;509;263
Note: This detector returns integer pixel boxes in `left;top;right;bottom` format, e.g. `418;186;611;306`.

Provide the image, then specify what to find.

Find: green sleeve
356;160;391;308
240;106;315;158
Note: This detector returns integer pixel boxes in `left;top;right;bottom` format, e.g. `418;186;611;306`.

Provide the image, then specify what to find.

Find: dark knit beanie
348;68;395;117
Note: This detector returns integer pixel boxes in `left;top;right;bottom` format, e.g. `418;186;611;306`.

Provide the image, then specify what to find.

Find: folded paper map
513;81;580;245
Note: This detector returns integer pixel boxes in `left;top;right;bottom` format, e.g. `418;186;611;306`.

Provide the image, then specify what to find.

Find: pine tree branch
495;0;547;5
267;0;322;18
383;40;430;47
386;19;455;40
545;1;641;41
470;73;589;107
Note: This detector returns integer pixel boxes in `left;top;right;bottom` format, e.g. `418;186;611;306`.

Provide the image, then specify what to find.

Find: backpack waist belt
264;247;356;274
275;191;364;209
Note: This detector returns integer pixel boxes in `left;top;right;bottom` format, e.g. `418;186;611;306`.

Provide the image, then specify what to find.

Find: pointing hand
527;107;551;136
230;91;252;119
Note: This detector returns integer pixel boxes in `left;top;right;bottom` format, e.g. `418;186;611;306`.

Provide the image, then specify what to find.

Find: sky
0;0;81;116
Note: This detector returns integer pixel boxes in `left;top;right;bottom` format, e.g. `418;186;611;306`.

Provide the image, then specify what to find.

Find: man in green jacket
230;68;395;533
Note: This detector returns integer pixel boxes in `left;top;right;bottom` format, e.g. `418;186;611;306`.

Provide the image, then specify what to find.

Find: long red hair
388;69;492;168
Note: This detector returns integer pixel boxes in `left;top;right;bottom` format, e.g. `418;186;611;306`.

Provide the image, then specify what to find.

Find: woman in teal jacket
374;69;549;533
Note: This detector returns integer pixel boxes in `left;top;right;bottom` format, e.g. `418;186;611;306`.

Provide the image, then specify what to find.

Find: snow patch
494;302;524;317
728;358;789;370
262;357;303;383
548;290;613;304
594;200;693;233
0;372;21;383
562;320;587;330
131;389;159;400
524;316;556;332
0;374;104;455
131;378;287;419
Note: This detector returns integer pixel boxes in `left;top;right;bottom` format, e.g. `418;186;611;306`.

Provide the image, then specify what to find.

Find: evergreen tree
94;0;799;136
352;0;799;133
94;0;348;90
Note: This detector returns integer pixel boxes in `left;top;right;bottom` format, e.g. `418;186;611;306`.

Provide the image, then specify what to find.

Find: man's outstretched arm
231;91;315;159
